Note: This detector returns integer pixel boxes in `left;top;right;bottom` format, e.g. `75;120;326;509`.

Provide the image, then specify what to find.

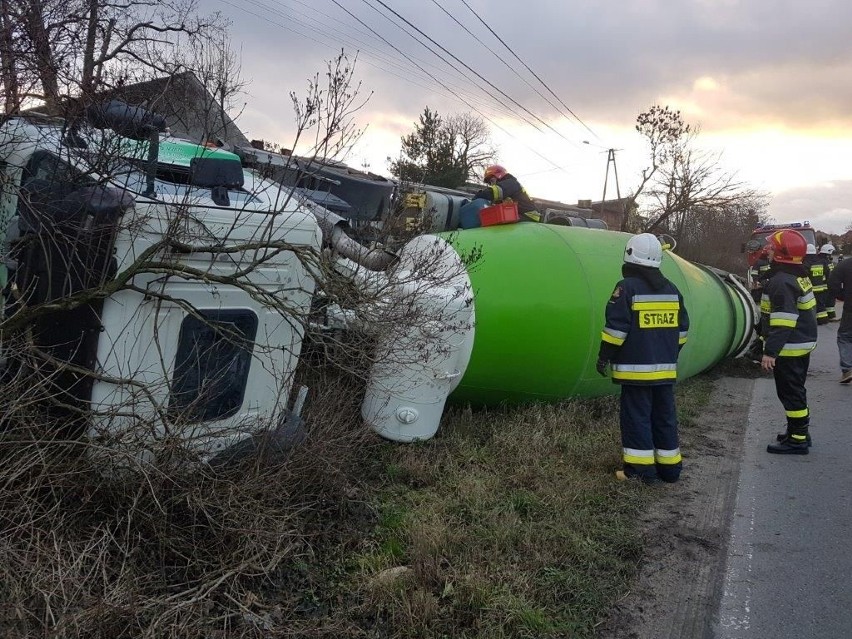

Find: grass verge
0;368;716;638
311;377;716;638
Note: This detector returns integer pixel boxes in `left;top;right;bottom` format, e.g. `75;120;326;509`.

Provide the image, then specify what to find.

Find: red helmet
768;229;807;264
483;164;507;182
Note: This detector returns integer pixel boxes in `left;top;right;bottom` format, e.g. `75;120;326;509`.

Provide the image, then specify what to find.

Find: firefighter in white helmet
819;243;837;321
597;233;690;484
804;243;828;324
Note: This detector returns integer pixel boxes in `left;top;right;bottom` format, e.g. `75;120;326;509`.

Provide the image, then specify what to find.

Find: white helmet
820;243;835;254
806;243;817;255
624;233;663;268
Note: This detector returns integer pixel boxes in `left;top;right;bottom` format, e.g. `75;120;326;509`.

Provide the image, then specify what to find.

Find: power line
364;0;585;150
240;0;508;102
428;0;580;132
324;0;538;124
219;0;590;179
346;0;554;134
230;0;462;93
455;0;601;142
218;0;521;123
346;0;597;174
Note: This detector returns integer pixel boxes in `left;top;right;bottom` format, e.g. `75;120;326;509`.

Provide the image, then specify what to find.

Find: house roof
22;71;250;148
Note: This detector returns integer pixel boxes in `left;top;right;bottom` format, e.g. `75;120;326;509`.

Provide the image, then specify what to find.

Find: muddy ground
594;375;755;639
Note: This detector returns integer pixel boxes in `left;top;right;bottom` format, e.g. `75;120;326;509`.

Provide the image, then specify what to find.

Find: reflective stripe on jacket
600;277;689;385
760;270;818;358
749;258;771;285
804;254;827;292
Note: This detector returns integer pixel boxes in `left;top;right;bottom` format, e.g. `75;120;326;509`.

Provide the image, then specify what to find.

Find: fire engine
744;221;816;284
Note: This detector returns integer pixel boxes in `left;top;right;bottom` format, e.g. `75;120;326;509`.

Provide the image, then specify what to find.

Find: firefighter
596;233;689;484
473;165;540;222
749;245;772;305
827;249;852;383
820;243;837;321
745;245;773;361
804;243;828;324
762;229;817;454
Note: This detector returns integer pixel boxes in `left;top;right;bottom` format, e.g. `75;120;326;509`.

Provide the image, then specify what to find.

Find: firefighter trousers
619;384;682;483
820;290;836;320
773;354;810;436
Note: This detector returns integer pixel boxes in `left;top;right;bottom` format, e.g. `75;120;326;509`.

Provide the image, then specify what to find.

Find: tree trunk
23;0;60;107
80;0;100;98
0;0;20;113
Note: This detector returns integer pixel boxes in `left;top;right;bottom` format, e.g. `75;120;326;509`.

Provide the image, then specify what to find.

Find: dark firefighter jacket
828;256;852;332
823;253;835;278
804;254;827;293
598;264;689;385
760;263;818;358
749;257;772;285
473;173;540;221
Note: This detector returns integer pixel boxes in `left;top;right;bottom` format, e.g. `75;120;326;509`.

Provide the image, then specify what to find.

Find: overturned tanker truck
368;223;757;441
0;102;756;463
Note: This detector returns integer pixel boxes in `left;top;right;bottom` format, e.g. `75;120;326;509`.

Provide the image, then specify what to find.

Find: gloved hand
596;358;609;377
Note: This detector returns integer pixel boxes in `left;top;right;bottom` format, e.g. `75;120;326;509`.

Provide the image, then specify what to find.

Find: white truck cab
0;112;321;461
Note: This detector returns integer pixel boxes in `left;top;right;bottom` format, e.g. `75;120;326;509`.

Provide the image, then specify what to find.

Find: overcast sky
213;0;852;234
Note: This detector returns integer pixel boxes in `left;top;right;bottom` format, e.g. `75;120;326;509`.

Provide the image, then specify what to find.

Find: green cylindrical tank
444;224;754;405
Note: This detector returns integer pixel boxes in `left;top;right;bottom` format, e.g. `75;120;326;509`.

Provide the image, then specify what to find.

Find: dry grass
333;395;674;638
0;354;714;638
706;354;771;380
323;378;715;639
0;336;379;639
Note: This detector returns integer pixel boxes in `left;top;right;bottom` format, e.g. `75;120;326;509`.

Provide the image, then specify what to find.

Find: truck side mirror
86;100;166;141
59;185;134;221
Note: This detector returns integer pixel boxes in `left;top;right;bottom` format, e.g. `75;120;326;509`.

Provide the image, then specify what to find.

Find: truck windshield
108;163;263;207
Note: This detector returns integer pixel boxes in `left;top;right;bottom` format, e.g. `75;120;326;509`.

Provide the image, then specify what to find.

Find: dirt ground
594;375;755;639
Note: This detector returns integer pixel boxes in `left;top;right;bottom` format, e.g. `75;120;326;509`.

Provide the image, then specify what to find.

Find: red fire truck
744;221;817;285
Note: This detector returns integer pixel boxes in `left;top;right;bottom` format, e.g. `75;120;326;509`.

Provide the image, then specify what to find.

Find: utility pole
600;149;624;229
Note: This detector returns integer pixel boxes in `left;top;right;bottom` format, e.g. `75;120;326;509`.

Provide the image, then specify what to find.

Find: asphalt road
713;307;852;638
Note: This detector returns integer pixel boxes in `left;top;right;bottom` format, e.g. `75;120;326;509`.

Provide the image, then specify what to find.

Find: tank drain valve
396;407;419;424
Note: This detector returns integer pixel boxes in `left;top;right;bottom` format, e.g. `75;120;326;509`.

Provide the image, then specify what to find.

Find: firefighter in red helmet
761;229;818;454
473;164;541;222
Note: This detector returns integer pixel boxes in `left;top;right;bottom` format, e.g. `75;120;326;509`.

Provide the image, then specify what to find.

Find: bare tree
445;111;496;183
670;196;770;272
0;0;225;113
641;132;761;236
620;105;690;231
0;29;479;636
623;104;769;271
290;50;372;164
389;106;495;188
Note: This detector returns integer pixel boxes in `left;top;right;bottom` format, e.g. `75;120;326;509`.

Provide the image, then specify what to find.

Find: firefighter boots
767;437;810;455
775;431;812;447
615;470;662;485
